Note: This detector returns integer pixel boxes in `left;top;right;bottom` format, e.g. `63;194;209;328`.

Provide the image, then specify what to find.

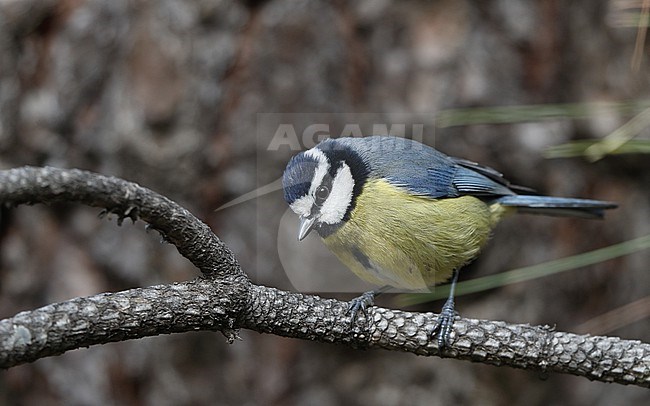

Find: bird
281;135;617;347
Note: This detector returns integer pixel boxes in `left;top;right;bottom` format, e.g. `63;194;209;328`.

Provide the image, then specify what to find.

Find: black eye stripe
314;176;333;206
316;185;328;196
327;159;342;178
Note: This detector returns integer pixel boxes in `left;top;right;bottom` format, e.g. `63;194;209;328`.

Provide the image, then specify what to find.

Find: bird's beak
297;216;317;241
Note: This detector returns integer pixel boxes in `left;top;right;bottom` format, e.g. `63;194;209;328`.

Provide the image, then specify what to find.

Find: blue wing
326;137;617;218
338;136;518;198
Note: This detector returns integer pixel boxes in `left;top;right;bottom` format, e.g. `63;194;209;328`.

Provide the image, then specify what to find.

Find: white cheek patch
289;195;312;218
319;163;355;224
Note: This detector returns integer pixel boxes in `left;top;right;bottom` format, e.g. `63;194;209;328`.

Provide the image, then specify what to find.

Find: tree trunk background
1;0;649;405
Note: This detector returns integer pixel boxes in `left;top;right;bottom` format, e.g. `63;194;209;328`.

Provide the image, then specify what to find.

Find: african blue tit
281;136;616;347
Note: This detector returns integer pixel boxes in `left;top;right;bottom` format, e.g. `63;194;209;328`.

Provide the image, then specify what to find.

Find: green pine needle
545;107;650;161
398;234;650;307
436;100;650;127
544;140;650;158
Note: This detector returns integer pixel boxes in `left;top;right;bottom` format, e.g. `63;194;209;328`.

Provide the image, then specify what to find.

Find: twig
0;167;648;387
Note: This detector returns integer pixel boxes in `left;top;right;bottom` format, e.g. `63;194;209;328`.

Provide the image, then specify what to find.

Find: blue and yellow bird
282;136;616;346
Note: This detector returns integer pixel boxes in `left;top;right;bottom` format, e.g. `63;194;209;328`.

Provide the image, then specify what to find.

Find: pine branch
0;167;648;387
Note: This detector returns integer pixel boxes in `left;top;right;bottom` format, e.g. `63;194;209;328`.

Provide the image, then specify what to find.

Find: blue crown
282;152;319;204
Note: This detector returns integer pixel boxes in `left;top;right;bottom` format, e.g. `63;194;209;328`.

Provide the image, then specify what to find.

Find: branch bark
0;167;648;387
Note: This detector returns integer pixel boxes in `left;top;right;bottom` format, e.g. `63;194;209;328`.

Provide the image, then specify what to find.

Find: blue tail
496;195;617;219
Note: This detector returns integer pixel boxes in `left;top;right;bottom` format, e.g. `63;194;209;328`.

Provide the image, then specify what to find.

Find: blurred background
1;0;649;404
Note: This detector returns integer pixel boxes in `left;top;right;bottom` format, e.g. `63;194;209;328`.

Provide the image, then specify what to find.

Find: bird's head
282;140;368;240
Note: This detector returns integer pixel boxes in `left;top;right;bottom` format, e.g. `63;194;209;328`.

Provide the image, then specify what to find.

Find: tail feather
496;195;617;219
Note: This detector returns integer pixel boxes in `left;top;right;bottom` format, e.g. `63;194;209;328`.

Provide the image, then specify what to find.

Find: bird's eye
314;185;330;205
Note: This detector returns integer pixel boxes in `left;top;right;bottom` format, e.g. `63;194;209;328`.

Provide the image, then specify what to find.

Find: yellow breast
322;179;507;290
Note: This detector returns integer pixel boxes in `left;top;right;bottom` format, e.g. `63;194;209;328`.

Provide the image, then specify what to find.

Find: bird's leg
347;285;391;325
431;268;459;348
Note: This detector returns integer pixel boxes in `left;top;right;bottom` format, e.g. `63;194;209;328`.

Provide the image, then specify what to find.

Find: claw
430;268;460;349
430;299;456;348
347;291;376;325
123;206;139;223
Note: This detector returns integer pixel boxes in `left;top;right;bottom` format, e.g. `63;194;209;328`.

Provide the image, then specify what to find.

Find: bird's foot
347;290;376;325
430;298;457;349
